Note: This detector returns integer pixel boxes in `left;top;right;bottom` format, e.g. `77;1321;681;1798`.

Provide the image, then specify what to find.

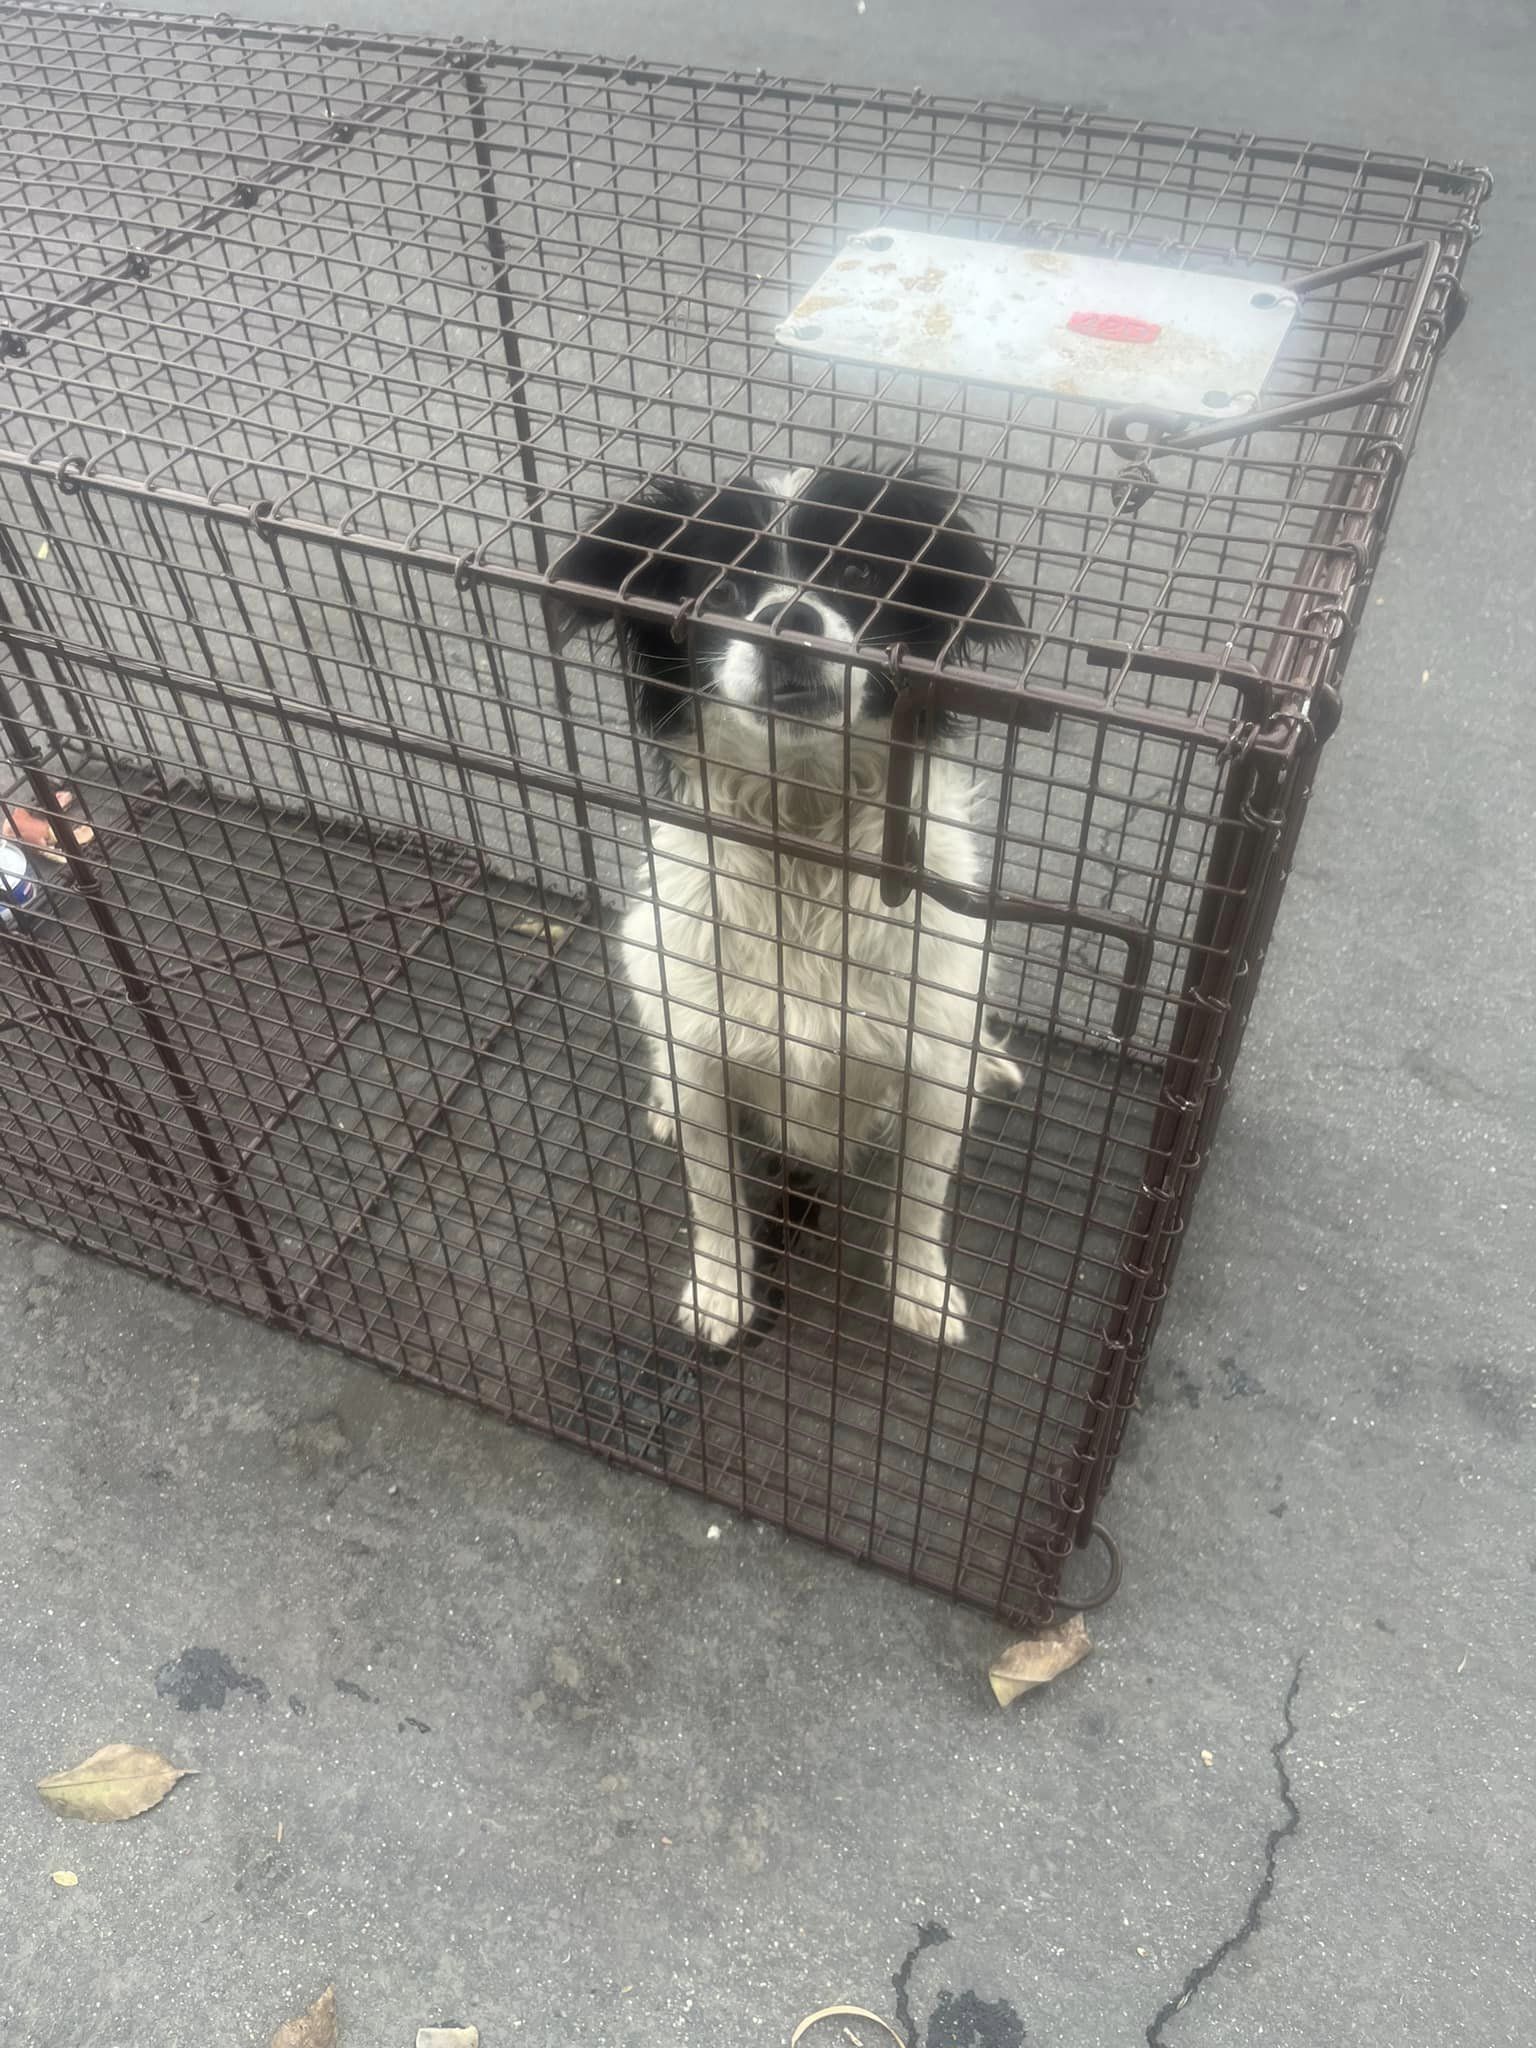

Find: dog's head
553;459;1028;768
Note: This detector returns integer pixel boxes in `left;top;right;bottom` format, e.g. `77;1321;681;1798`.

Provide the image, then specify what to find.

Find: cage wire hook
1216;718;1261;765
1277;706;1321;753
1111;454;1158;517
1186;983;1233;1018
1452;161;1494;218
667;594;700;647
250;498;282;547
1424;268;1471;346
1299;601;1353;663
1239;781;1290;831
1361;434;1407;486
1158;1085;1203;1117
1106;407;1179;515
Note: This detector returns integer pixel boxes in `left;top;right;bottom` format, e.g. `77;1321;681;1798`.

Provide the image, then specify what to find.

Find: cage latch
1103;234;1452;515
881;675;1154;1041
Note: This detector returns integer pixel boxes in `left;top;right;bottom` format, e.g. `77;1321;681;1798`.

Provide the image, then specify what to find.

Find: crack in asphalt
892;1921;953;2047
1144;1656;1305;2046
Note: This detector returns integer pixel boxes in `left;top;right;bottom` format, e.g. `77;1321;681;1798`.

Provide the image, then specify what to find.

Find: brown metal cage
0;3;1486;1627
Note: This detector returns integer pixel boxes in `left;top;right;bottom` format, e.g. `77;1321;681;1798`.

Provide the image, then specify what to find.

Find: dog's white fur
624;704;1020;1351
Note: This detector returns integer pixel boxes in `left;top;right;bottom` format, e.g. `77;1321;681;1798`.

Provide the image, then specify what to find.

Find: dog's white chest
627;798;989;1114
651;851;909;1059
726;870;907;1068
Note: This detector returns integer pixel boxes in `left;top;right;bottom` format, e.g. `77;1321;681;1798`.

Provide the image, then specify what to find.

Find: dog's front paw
892;1268;968;1347
676;1271;752;1350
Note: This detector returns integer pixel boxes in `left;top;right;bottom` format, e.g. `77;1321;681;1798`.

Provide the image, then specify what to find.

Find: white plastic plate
776;228;1298;418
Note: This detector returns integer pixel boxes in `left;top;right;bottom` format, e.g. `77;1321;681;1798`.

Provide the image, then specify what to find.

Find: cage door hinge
1435;274;1470;347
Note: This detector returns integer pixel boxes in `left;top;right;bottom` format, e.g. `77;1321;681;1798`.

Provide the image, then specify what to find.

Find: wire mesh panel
0;3;1486;1626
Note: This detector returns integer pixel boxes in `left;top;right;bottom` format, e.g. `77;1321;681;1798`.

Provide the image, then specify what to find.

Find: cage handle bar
880;674;1153;1043
1105;235;1447;459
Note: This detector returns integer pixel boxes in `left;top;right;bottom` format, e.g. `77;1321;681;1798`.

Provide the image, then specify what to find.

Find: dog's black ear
550;475;775;736
550;477;715;631
887;459;1024;645
792;456;1025;649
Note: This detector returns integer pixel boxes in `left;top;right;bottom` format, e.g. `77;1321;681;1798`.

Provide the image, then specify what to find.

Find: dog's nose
757;598;823;637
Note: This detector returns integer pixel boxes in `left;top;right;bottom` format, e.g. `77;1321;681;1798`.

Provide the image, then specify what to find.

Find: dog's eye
837;559;874;589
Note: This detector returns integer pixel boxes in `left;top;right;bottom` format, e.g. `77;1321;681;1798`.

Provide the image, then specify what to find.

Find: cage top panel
0;3;1487;722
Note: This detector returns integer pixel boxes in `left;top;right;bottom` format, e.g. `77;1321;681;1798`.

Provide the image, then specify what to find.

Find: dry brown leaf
988;1612;1092;1707
417;2030;478;2048
271;1986;337;2048
791;2007;905;2048
36;1743;192;1822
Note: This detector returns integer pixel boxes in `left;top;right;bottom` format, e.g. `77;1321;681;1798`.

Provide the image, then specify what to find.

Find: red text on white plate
1066;310;1161;344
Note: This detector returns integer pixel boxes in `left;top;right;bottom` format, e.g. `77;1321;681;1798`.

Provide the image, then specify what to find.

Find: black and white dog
558;459;1029;1351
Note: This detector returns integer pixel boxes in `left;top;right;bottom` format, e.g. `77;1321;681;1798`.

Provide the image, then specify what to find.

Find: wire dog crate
0;4;1485;1627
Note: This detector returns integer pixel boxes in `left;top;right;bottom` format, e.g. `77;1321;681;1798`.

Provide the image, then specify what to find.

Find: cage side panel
1084;186;1482;1497
1;481;1216;1627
